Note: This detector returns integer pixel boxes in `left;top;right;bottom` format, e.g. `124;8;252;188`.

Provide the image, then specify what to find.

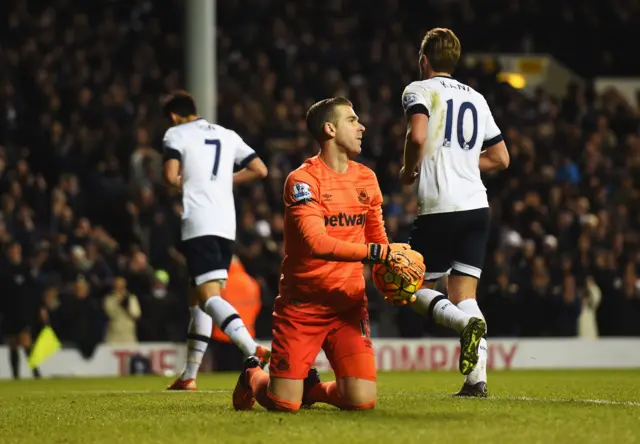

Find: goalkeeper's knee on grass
267;391;302;413
341;399;376;411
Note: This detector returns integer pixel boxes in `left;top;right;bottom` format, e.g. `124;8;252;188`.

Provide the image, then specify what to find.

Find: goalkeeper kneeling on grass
232;97;425;412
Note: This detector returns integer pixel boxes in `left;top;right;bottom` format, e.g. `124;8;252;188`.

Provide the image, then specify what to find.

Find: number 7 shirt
401;76;503;215
279;156;389;315
163;118;257;241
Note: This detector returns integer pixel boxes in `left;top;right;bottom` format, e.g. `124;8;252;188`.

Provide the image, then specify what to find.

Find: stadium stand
0;0;638;357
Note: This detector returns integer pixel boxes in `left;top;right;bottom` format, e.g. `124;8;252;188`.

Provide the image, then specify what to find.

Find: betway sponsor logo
324;213;367;227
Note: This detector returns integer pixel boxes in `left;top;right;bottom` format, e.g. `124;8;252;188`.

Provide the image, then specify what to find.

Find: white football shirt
401;76;503;215
163;119;257;241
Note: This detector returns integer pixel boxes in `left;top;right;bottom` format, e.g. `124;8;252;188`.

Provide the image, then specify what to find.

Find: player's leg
234;357;307;412
409;214;469;330
190;237;267;360
303;368;377;410
304;307;377;410
413;278;486;376
2;310;23;380
448;208;491;397
169;286;211;389
233;302;325;412
243;321;320;412
6;334;20;380
198;280;268;360
170;237;267;390
412;279;475;333
4;316;40;380
19;329;41;379
408;213;486;375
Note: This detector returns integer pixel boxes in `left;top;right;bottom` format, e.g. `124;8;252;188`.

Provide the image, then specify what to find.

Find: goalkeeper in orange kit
232;97;425;412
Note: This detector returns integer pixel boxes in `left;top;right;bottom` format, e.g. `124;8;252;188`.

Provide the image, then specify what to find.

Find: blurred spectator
63;277;102;357
578;276;601;338
0;242;41;378
104;277;141;344
40;286;65;338
0;0;637;350
137;269;184;342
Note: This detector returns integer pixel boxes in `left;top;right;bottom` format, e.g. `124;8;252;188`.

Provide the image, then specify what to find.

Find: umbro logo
322;193;332;201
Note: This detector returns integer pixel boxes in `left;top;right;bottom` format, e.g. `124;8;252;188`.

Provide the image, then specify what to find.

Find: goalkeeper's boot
301;367;321;408
458;317;487;376
167;376;197;391
255;345;271;369
232;356;261;410
454;381;488;398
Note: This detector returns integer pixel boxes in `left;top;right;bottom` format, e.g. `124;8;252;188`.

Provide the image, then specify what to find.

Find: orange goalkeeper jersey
279;155;389;314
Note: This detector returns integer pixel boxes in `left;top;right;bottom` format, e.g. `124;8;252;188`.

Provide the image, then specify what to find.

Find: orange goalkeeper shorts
268;298;376;381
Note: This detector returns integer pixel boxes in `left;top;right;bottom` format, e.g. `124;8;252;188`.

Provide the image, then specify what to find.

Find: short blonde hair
420;28;461;74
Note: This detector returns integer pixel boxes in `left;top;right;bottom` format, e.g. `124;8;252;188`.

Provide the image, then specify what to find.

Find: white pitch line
35;389;640;407
392;392;640;407
508;396;640;407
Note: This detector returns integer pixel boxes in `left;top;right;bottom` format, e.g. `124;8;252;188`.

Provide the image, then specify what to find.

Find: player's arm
479;107;509;172
364;175;389;245
163;159;181;188
285;173;422;280
402;114;428;183
285;172;368;262
479;141;509;172
233;156;268;185
231;131;268;185
400;84;430;184
162;129;183;189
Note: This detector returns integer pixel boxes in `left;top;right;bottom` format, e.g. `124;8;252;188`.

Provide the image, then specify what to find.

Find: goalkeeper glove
364;243;409;262
364;243;425;283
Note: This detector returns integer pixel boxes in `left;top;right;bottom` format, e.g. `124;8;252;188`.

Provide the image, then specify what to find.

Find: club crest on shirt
356;188;370;205
292;182;312;202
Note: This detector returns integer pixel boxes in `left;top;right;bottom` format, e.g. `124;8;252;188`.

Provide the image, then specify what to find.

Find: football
372;257;424;302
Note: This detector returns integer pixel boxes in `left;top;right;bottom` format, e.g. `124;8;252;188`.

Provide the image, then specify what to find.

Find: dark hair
420;28;461;74
162;90;197;119
305;97;353;142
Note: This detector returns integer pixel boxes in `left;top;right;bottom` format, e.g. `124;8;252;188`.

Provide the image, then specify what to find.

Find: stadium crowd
0;0;639;357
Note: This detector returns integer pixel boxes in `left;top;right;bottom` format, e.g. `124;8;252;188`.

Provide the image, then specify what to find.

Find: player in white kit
161;91;270;390
399;29;510;397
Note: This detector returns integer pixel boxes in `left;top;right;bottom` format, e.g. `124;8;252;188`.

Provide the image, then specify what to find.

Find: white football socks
457;299;488;384
457;298;483;319
203;296;258;357
181;305;212;380
413;288;472;333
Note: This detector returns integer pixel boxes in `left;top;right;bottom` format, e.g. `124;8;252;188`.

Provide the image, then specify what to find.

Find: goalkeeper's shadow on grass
283;406;472;422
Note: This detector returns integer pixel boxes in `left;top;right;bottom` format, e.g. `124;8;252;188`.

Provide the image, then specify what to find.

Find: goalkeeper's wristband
362;243;387;264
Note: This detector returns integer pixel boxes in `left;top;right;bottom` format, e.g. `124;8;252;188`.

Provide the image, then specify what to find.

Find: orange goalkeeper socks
247;367;301;412
307;381;344;407
306;381;376;410
248;367;270;406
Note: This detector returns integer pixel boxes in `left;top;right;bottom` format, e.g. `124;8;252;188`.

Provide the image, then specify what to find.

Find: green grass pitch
1;370;639;444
